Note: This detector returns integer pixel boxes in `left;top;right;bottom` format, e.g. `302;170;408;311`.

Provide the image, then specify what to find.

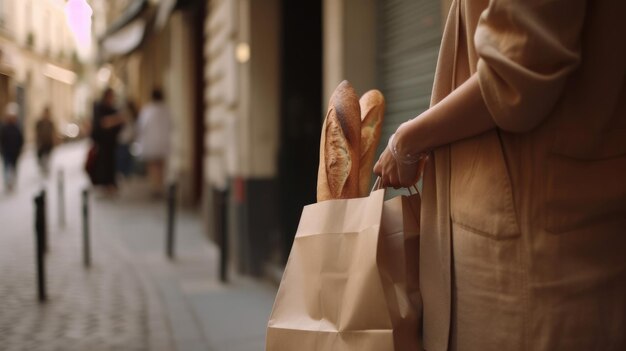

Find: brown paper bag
266;188;422;350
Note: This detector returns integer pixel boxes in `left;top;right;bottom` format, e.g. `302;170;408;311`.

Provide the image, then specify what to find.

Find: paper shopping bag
266;188;422;351
377;189;422;350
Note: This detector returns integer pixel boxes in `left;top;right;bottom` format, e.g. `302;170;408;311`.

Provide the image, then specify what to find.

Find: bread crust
358;90;385;197
317;81;361;201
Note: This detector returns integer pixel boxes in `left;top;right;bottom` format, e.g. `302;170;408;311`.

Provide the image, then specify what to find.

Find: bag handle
371;177;421;222
371;177;419;195
371;177;384;193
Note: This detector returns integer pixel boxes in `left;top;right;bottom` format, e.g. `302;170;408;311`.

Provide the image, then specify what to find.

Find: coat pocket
450;131;521;239
543;152;626;234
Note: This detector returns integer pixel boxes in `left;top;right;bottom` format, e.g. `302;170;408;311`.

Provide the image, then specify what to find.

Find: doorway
276;0;323;263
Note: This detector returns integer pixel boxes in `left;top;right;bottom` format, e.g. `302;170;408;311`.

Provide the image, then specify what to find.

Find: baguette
317;81;361;202
358;90;385;197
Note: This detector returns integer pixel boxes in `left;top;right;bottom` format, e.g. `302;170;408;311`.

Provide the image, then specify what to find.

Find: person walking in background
136;89;171;197
91;88;124;194
0;103;24;192
35;106;57;176
116;99;138;180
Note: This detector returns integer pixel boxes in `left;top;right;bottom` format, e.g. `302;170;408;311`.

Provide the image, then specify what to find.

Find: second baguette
358;90;385;197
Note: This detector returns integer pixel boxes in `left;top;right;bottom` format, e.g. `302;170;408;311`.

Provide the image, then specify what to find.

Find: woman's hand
373;147;425;188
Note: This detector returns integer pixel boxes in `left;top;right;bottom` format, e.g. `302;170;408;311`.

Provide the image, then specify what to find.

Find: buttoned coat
420;0;626;350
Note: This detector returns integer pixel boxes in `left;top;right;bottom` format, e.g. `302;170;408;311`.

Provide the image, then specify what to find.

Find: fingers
374;148;400;188
388;172;400;189
373;148;391;177
380;164;399;188
373;148;430;189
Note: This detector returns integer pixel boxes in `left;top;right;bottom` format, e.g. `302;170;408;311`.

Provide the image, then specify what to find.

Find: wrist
394;123;412;157
388;130;428;165
388;123;429;165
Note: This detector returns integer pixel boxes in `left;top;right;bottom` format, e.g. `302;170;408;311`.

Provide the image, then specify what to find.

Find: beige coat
420;0;626;350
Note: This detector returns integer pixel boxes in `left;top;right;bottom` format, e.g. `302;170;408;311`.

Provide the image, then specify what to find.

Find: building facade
96;0;455;280
0;0;79;143
202;0;452;279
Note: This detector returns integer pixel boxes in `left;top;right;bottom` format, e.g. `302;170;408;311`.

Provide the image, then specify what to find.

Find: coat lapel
421;0;460;350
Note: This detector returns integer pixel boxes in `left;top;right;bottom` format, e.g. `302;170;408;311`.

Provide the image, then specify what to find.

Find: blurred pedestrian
136;89;171;197
91;88;124;193
0;103;24;192
35;106;57;176
116;99;138;179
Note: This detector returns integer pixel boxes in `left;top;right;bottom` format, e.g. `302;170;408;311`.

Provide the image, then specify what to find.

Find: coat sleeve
475;0;586;133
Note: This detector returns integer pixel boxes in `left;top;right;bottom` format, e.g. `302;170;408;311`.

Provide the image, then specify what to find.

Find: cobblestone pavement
0;142;171;351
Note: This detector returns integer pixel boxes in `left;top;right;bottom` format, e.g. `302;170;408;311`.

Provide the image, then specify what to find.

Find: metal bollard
82;189;91;267
218;189;229;283
166;183;177;259
58;169;65;228
41;190;48;253
34;191;47;302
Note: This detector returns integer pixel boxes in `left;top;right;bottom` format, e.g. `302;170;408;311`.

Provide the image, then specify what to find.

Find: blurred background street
0;0;446;349
0;141;276;350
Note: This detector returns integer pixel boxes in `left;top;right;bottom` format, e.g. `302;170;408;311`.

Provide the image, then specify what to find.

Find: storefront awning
100;0;202;60
99;0;152;61
101;17;147;58
103;0;148;37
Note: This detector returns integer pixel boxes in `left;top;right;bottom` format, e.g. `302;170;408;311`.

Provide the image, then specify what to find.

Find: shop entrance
276;0;323;263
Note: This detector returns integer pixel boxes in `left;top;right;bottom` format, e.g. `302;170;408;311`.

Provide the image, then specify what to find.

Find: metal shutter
376;0;442;157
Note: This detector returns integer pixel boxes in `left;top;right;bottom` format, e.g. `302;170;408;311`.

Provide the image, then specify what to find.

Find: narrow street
0;141;277;351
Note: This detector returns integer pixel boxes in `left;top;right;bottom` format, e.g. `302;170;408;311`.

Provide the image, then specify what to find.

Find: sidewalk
97;177;278;351
0;141;277;351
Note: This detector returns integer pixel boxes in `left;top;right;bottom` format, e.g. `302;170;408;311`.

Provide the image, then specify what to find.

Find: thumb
373;159;382;175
